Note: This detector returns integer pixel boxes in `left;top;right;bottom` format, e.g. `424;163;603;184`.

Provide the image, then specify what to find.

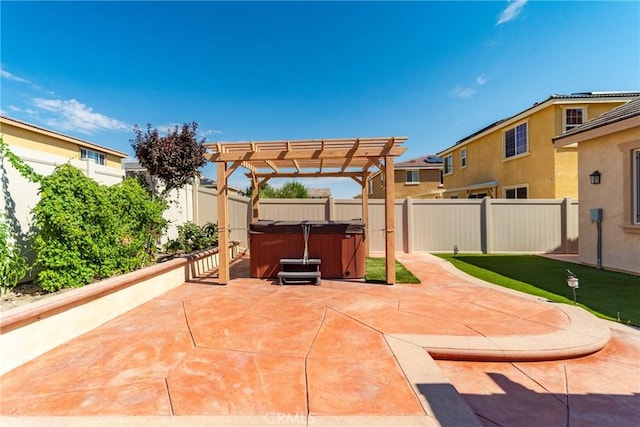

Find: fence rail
199;196;579;255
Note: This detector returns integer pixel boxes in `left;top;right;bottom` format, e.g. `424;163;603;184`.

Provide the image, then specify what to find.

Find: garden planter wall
0;242;240;375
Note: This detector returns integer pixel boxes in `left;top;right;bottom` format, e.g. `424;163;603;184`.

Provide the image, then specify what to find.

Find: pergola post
251;174;260;222
217;161;230;284
384;156;395;285
361;173;370;257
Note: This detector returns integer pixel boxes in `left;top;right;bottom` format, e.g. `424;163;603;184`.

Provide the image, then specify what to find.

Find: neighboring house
437;92;640;199
307;188;331;199
368;154;444;199
1;115;127;171
553;97;640;274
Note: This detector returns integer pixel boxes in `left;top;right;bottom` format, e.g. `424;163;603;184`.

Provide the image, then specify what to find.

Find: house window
444;154;453;175
634;149;640;224
80;148;105;165
406;170;419;184
439;169;444;186
565;108;584;131
504;123;528;159
505;186;528;199
461;148;467;167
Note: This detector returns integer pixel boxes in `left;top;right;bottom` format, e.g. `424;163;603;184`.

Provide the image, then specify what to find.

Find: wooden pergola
203;137;408;285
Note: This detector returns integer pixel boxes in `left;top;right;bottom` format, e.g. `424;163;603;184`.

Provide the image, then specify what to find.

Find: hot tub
249;220;366;279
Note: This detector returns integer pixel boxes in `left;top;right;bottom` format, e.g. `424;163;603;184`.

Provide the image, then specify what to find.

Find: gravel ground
1;282;72;312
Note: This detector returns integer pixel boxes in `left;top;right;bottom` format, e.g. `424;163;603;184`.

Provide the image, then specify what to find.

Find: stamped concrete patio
0;253;638;426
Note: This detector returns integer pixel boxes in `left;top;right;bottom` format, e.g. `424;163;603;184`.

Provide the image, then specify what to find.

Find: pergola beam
264;160;279;173
249;171;366;179
205;146;406;162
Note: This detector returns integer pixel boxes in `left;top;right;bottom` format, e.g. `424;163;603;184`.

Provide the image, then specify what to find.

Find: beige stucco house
1;115;127;170
553;97;640;274
368;154;444;199
437;92;639;199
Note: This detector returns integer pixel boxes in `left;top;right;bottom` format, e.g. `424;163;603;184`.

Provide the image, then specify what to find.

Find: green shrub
109;177;168;266
0;213;30;293
32;164;167;291
165;221;218;254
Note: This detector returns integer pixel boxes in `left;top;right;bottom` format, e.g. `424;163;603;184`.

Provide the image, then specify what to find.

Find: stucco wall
577;127;640;273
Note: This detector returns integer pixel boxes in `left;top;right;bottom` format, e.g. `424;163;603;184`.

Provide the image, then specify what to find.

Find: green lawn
436;254;640;326
365;257;420;284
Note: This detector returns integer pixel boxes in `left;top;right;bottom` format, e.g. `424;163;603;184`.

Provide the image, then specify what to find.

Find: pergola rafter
204;136;408;285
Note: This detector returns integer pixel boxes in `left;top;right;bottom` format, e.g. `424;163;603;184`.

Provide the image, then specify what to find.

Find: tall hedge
32;164;167;291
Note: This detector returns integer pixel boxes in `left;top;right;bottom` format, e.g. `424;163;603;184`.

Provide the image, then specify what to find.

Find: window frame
504;185;529;199
444;154;453;175
564;107;585;132
634;149;640;225
460;147;467;168
80;148;106;165
405;169;419;185
503;122;528;159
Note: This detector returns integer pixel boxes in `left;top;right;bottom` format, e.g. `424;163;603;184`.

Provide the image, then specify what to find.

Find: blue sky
2;1;639;198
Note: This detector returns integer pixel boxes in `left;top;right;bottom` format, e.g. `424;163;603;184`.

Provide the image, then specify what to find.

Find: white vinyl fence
196;196;579;255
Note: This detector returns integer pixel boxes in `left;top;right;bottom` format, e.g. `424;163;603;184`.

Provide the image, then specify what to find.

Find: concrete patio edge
393;254;612;362
388;303;611;362
384;335;483;427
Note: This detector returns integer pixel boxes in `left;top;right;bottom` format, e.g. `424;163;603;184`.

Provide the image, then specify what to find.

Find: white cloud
140;123;223;140
497;0;528;25
32;98;130;134
477;74;488;85
449;85;477;99
0;68;31;84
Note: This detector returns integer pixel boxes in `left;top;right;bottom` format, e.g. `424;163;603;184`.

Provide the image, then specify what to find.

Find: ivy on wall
32;164;167;291
0;136;34;293
1;135;168;292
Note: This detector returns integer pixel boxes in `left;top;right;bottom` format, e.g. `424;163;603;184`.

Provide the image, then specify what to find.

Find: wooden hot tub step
279;258;321;265
277;270;321;285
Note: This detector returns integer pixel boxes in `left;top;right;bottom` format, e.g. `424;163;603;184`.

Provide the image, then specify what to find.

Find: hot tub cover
250;220;365;235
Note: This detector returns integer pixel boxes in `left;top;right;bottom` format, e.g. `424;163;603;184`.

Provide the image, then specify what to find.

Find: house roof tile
438;91;640;155
553;97;640;141
395;154;443;169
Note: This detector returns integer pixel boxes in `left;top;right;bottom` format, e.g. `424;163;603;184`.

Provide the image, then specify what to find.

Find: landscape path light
566;269;579;304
